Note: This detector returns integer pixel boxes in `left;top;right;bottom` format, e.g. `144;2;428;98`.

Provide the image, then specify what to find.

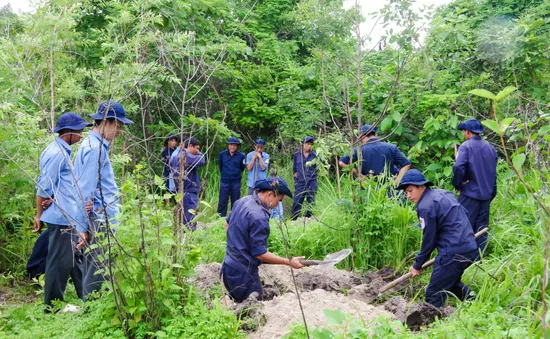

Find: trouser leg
83;217;108;300
425;252;475;307
217;182;230;217
475;200;491;252
183;192;199;231
229;181;241;210
291;182;306;220
221;264;263;303
303;180;318;218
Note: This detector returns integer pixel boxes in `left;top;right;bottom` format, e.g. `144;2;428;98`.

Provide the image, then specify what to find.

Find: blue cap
397;169;434;190
457;119;484;134
89;100;134;125
302;136;314;143
360;124;379;135
166;135;180;142
226;136;241;145
53;112;92;133
254;176;293;198
254;138;266;146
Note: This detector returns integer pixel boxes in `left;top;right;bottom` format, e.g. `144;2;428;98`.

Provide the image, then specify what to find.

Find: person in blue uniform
74;100;134;299
26;229;49;280
246;139;270;195
453;119;498;254
221;177;304;302
339;124;411;185
34;112;92;308
217;136;247;217
170;137;205;231
162;135;179;192
291;136;317;220
398;169;478;308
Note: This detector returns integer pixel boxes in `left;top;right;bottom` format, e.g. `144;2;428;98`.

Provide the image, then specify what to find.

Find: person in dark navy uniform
221;177;304;302
398;169;478;308
162;135;179;192
291;136;317;220
453;119;498;254
339;124;411;185
217;136;247;217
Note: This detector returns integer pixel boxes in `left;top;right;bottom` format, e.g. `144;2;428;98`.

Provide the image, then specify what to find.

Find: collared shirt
293;150;317;183
452;136;498;201
246;151;270;188
413;188;478;270
169;148;205;193
218;149;246;183
340;138;410;176
36;137;80;226
161;147;176;177
74;131;119;232
224;193;271;273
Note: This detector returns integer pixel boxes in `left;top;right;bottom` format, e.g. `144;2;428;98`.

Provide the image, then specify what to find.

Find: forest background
0;0;549;338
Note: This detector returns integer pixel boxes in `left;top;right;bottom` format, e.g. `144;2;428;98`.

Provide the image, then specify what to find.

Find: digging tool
300;249;352;267
378;228;489;295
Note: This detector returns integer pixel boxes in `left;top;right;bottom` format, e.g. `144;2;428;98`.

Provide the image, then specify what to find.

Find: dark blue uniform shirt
293;150;317;183
341;138;410;176
169;149;205;193
162;147;176;177
218;149;246;183
224;194;270;273
452;136;498;201
413;188;478;270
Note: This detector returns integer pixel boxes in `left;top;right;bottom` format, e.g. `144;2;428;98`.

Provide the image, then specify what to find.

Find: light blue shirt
246;151;270;188
36;137;80;226
74;131;119;232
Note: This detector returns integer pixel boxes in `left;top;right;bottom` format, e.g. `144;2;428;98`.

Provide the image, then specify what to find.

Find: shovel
300;249;353;267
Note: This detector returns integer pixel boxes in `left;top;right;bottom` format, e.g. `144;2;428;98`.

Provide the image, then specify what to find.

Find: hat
53;112;92;133
457;119;484;134
226;136;241;145
89;100;134;125
360;124;379;135
302;136;314;143
254;176;293;198
254;138;266;146
397;169;434;190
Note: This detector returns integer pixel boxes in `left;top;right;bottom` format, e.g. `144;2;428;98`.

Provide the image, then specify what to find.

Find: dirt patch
383;296;448;330
192;262;222;291
249;289;394;339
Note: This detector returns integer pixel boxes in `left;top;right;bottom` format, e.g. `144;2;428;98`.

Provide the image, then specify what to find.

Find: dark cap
89;100;134;125
254;138;266;146
360;124;379;136
53;112;92;133
397;169;434;190
254;176;293;198
302;136;314;143
226;136;241;145
457;119;484;134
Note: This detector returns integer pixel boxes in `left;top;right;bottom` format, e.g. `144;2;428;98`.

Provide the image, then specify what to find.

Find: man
398;169;478;308
453;119;498;254
291;136;317;220
162;135;179;193
34;112;92;309
222;177;304;302
74;100;133;299
339;124;411;185
170;137;205;231
246;139;270;195
217;136;246;217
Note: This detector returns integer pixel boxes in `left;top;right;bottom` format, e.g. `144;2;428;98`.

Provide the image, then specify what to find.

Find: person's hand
85;200;93;213
76;232;89;249
289;256;305;269
462;180;469;185
42;198;53;209
409;266;421;278
33;215;43;233
294;172;297;178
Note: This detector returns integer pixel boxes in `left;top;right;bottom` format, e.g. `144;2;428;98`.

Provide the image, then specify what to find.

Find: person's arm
34;150;61;232
492;150;498;200
256;252;304;269
412;210;438;272
224;220;229;232
74;147;101;233
33;195;49;232
186;151;205;167
293;153;298;178
393;148;411;185
240;153;247;171
246;153;256;171
394;164;411;185
452;145;468;190
257;152;267;171
218;152;223;173
339;155;351;168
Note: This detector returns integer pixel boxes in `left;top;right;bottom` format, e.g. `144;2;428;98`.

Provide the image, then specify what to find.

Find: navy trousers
44;225;84;306
27;229;49;279
182;192;199;231
217;181;241;217
458;195;491;253
83;215;111;300
426;250;477;307
291;180;317;219
221;263;263;303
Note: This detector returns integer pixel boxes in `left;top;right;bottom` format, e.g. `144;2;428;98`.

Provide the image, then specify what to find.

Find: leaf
380;116;393;131
469;89;496;101
426;163;443;171
499;117;516;134
495;86;517;102
539;125;550;135
154;175;165;187
512;153;526;177
323;309;346;325
391;111;402;122
502;169;516;180
481;120;499;133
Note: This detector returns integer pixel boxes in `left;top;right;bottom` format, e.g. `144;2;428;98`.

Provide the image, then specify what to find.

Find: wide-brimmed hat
53;112;92;133
397;169;434;190
89;100;134;125
302;136;314;143
457;119;484;134
226;136;241;145
254;138;266;146
254;176;293;198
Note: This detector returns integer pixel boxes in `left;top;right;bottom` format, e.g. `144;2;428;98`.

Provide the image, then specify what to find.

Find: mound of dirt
383;296;451;330
192;262;222;291
249;289;395;339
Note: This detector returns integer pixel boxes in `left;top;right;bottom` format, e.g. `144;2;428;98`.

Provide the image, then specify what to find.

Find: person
26;229;49;280
74;100;134;300
221;176;304;302
339;124;411;185
162;135;179;193
246;139;270;195
453;119;498;254
398;169;478;308
34;112;92;308
291;136;317;220
217;136;246;217
170;137;205;231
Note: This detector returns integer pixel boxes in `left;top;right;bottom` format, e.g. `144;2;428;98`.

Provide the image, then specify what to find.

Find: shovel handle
379;228;489;294
300;260;324;266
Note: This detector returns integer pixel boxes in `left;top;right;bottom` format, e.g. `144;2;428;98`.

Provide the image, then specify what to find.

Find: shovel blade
318;248;352;266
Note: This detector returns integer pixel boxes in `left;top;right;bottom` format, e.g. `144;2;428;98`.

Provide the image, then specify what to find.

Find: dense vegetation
0;0;549;337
